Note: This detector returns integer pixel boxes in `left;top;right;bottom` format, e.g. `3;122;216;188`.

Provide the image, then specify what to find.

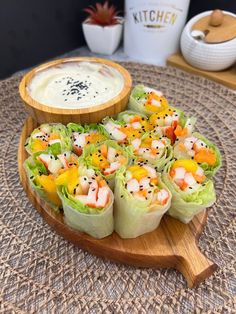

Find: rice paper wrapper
114;168;171;238
128;85;153;116
24;156;61;212
105;176;115;191
58;189;114;239
162;162;216;223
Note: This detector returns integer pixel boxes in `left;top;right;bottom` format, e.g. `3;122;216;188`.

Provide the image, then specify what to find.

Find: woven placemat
0;63;236;313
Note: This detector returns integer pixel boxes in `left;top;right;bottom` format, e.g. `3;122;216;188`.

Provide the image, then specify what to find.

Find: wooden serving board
18;117;217;288
167;53;236;90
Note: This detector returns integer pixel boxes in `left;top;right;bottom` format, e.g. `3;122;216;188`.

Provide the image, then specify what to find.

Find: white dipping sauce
28;62;125;109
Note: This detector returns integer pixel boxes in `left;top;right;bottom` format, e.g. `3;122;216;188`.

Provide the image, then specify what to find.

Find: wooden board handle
176;243;217;288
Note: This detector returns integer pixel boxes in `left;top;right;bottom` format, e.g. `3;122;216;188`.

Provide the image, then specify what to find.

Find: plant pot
82;18;123;55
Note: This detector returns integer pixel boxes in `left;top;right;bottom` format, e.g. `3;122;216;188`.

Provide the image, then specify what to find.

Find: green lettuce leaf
49;142;61;156
51;124;72;153
67;122;85;134
84;123;110;138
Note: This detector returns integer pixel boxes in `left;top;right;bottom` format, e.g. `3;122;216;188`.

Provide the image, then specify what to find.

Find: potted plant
82;1;123;55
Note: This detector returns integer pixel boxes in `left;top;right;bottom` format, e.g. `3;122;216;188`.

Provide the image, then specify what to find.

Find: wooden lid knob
209;9;224;27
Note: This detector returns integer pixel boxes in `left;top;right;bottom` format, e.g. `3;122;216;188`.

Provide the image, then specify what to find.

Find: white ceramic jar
124;0;190;65
181;11;236;71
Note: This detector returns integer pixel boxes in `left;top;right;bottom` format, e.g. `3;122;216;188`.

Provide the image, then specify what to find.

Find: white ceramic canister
181;11;236;71
124;0;190;65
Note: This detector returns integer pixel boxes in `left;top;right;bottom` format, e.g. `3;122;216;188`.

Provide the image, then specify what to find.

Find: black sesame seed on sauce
56;76;91;102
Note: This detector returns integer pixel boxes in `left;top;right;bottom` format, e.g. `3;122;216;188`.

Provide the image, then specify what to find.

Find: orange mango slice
55;166;78;194
49;133;60;140
119;127;142;139
100;144;108;158
172;160;198;174
31;139;48;152
194;148;216;166
86;133;106;144
128;165;148;181
36;174;61;206
174;125;188;137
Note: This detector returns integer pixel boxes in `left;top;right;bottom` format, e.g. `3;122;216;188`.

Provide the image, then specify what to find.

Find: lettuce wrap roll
173;132;221;177
149;106;196;144
114;164;171;238
101;114;152;145
25;123;72;155
82;140;130;189
67;122;109;156
162;159;216;223
128;85;169;116
116;110;150;128
129;132;173;171
24;151;79;211
101;117;127;143
56;164;114;238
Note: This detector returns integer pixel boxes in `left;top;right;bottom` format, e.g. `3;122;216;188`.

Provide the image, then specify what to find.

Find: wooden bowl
19;57;132;124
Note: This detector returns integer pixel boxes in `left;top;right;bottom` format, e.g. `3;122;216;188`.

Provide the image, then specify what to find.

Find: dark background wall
0;0;236;79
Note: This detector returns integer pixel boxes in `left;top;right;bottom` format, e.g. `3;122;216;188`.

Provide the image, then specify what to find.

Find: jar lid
191;10;236;43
